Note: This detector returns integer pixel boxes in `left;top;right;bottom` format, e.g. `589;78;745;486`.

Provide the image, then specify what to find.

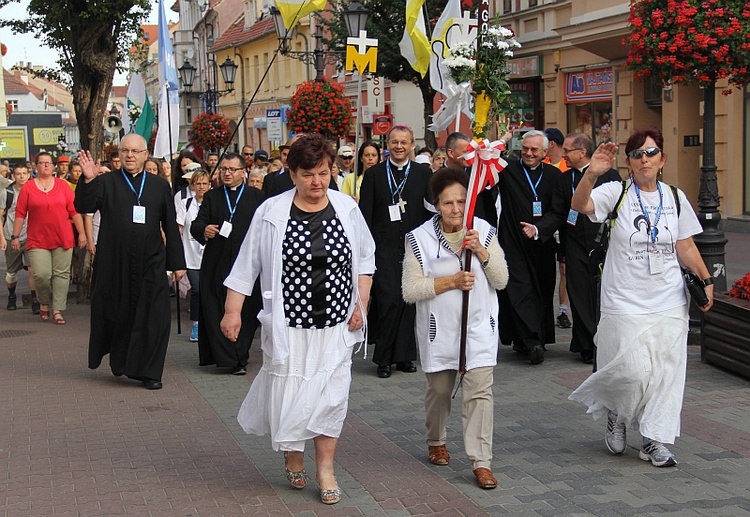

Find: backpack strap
669;184;681;217
608;179;629;229
185;196;193;212
2;185;14;227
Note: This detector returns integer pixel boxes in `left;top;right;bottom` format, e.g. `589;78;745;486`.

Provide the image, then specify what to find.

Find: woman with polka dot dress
221;133;375;505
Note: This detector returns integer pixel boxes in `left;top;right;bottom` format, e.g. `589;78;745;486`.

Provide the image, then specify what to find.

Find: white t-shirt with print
589;180;703;315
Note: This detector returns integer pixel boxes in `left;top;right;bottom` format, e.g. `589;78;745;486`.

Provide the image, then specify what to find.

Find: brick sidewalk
1;231;749;515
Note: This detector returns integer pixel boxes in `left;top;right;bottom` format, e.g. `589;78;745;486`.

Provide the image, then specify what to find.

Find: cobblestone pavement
1;232;749;516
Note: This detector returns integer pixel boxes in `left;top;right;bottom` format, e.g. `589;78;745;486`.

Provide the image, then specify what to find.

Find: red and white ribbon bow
461;139;508;230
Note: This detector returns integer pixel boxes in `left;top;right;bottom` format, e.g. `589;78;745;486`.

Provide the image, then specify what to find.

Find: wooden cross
397;198;408;213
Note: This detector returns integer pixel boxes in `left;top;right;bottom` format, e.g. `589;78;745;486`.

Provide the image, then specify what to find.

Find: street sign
372;114;392;136
0;127;30;160
266;109;283;142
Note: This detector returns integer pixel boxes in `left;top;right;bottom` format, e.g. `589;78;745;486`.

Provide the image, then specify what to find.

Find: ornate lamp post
178;56;239;113
269;2;370;81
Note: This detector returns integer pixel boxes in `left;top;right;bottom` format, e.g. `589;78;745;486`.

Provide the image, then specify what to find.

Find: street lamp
269;2;370;81
178;56;239;113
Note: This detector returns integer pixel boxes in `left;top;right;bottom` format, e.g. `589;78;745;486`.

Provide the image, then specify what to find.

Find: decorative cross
397;198;408;214
347;30;379;54
453;11;478;44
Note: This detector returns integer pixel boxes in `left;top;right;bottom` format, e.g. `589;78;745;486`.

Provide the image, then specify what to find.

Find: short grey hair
522;130;549;150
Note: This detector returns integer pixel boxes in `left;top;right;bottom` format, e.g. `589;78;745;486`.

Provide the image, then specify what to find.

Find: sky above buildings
0;1;178;86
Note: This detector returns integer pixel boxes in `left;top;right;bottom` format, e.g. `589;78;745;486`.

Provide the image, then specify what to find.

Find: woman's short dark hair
625;127;664;156
287;133;335;172
430;167;469;204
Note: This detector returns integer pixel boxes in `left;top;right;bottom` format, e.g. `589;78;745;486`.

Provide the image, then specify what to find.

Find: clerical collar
227;183;241;191
390;159;408;170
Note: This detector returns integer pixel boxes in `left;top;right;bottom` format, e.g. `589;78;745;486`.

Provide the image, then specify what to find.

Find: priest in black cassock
359;125;432;378
191;152;265;375
75;134;186;390
494;130;562;365
553;133;621;365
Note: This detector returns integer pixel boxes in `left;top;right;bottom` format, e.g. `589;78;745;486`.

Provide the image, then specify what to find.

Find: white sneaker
639;440;676;467
605;411;627;454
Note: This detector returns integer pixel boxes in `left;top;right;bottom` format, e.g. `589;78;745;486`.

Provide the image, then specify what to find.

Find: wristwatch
10;235;19;240
702;277;714;287
481;256;490;269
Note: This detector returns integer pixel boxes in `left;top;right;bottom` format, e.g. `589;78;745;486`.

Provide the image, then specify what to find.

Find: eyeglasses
242;152;253;156
219;166;245;173
340;156;353;160
120;149;147;155
627;147;661;160
521;146;542;154
562;147;584;155
36;161;54;166
192;182;211;187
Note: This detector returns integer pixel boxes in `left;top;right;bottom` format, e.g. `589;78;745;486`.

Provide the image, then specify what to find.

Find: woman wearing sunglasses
568;127;713;468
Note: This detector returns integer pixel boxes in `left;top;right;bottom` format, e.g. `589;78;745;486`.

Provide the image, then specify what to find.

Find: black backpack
2;185;14;227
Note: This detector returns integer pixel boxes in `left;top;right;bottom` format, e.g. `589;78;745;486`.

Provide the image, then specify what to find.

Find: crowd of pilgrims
1;124;712;500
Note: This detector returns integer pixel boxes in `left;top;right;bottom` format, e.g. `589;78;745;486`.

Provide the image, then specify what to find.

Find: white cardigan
224;188;376;365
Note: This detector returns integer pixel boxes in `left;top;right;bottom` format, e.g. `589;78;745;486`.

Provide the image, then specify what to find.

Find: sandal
428;444;450;466
40;305;50;321
473;467;498;489
283;451;307;489
317;476;341;505
52;312;66;325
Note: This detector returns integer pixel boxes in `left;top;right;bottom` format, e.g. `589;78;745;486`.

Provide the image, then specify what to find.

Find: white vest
407;217;499;373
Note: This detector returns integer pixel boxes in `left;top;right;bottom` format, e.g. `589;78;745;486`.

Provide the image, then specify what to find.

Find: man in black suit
359;125;433;378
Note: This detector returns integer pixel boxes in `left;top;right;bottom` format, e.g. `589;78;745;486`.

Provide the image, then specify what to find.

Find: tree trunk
70;25;119;159
417;76;437;150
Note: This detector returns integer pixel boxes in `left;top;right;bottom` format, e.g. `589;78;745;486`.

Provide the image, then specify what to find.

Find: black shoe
396;361;417;373
231;365;247;375
142;379;163;390
376;365;392;378
31;299;40;314
557;313;572;328
528;345;545;365
581;351;594;364
7;294;16;311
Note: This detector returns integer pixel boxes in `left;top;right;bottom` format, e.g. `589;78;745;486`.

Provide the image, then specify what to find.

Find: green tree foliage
0;0;151;157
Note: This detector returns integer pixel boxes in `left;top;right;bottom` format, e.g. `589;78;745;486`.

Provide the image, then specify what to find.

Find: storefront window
568;102;613;145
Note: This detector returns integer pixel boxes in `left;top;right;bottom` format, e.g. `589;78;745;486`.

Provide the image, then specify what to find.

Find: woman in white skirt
221;134;375;504
569;128;714;467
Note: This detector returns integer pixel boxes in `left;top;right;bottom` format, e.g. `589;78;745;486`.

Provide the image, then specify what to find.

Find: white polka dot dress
282;203;352;329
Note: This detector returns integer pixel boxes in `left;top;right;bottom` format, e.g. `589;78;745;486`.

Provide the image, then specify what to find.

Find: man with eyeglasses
191;152;265;376
493;130;561;365
75;133;186;390
359;124;432;378
337;145;355;177
553;133;621;365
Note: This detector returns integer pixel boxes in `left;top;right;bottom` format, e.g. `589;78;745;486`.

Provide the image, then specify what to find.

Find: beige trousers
424;366;494;470
28;247;73;311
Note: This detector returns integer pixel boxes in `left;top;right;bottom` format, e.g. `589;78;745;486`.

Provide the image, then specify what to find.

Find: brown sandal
428;444;450;466
473;468;497;489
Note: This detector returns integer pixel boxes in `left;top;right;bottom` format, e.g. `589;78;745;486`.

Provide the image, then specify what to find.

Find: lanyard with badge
522;164;544;217
122;170;147;224
634;182;664;274
386;160;410;222
219;183;245;237
567;169;579;225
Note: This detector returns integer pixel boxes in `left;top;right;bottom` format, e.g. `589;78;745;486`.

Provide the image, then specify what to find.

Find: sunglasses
627;147;661;159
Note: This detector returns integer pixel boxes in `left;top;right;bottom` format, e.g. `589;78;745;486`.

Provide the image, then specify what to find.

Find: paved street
1;232;749;516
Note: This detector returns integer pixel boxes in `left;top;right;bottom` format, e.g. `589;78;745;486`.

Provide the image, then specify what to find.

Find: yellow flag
398;0;430;77
275;0;327;30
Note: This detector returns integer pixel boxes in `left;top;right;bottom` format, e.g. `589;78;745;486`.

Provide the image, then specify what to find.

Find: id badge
532;201;542;218
219;220;233;238
566;209;579;226
648;250;664;275
388;204;402;222
132;205;146;224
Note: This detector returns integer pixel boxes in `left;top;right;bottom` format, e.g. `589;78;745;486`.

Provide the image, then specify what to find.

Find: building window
8;100;18;111
529;0;538;6
503;0;512;13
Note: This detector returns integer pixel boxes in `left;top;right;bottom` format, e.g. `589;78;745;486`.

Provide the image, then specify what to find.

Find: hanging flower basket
188;112;232;152
286;79;353;140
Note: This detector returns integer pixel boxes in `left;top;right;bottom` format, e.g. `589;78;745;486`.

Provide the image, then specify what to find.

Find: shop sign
372;113;392;136
565;67;613;103
0;127;29;159
508;57;540;79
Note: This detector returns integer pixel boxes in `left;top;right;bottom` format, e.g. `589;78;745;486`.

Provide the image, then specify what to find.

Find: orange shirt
543;156;570;172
